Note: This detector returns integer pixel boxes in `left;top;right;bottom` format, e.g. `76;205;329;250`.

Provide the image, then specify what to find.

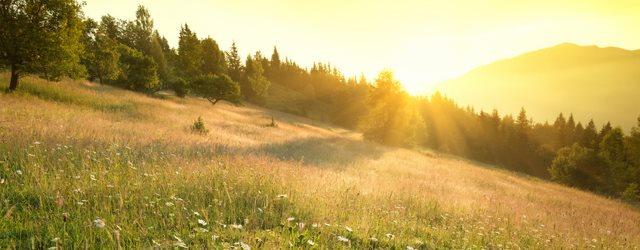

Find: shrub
621;183;639;202
191;116;209;134
172;77;188;98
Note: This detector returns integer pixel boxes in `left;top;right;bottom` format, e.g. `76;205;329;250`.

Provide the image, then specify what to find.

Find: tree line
1;1;638;201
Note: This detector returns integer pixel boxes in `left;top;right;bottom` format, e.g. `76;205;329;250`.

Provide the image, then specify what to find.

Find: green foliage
191;74;241;105
226;42;243;83
115;45;159;92
0;0;85;91
177;24;203;79
191;116;209;134
201;38;226;76
84;20;121;84
172;77;188;98
621;183;639;202
360;71;416;146
243;55;271;103
549;144;603;190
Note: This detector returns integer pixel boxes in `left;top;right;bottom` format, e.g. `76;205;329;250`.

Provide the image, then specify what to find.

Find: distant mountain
437;43;640;130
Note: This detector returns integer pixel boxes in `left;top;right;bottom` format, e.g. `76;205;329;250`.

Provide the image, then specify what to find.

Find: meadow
1;74;639;249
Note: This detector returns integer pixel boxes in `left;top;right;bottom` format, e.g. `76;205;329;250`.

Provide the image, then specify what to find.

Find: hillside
1;75;639;248
437;43;640;129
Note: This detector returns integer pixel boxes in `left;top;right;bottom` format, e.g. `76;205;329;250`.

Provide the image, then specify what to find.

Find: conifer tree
226;41;243;83
177;24;203;79
200;37;226;75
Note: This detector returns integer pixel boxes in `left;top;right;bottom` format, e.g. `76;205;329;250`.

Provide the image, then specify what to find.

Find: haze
82;0;640;94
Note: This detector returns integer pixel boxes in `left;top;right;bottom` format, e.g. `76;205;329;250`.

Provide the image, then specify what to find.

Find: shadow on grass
249;136;386;168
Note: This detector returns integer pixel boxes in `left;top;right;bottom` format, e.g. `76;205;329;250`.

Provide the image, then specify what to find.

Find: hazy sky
82;0;640;94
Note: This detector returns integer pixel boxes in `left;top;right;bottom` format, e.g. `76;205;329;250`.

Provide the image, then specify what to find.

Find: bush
172;78;188;98
191;116;209;134
621;183;639;202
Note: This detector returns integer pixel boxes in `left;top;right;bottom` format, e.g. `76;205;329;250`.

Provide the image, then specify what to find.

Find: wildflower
307;239;315;246
386;233;395;239
237;241;251;250
93;218;106;228
297;222;305;230
344;226;353;232
77;201;84;205
165;202;174;207
312;223;319;228
194;211;201;216
0;178;5;184
337;236;350;243
287;217;295;222
230;223;243;230
52;237;60;242
16;170;22;175
370;237;378;242
34;141;41;145
90;175;97;181
198;219;208;226
174;241;188;248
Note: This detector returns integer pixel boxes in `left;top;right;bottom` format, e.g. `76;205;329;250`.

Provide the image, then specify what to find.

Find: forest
2;1;639;202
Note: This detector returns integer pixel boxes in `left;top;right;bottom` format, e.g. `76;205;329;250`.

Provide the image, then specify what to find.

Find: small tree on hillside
1;0;85;92
191;74;241;105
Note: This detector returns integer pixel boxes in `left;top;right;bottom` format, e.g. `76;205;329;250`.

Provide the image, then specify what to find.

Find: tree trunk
8;64;19;92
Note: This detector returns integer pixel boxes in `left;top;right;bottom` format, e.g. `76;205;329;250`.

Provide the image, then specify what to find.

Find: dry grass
1;74;639;249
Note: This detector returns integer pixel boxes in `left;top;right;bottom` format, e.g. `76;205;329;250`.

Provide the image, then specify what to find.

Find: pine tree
177;24;202;79
226;42;243;83
581;119;598;149
200;37;226;75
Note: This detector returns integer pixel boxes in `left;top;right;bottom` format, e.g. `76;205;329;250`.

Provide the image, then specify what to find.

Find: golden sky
83;0;640;94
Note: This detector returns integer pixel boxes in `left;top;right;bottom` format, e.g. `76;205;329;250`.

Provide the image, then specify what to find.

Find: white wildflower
230;223;243;230
307;239;315;246
16;170;22;175
344;226;353;232
386;233;395;239
287;217;295;222
238;241;251;250
90;175;97;181
198;219;208;226
337;236;350;243
93;218;106;228
370;237;378;242
165;202;174;207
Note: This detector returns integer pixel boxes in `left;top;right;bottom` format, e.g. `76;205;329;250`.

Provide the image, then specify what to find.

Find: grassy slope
1;75;639;249
438;43;640;129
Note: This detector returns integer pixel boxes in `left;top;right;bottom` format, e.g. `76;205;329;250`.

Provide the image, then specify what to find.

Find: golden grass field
1;74;639;249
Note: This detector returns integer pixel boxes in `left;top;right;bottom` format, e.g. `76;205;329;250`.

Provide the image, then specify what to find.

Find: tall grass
1;77;639;248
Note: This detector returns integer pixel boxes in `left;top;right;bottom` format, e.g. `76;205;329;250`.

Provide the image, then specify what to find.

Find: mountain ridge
437;42;640;129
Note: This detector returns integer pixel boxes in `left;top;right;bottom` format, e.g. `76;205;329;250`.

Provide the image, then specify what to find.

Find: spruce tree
226;41;243;83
